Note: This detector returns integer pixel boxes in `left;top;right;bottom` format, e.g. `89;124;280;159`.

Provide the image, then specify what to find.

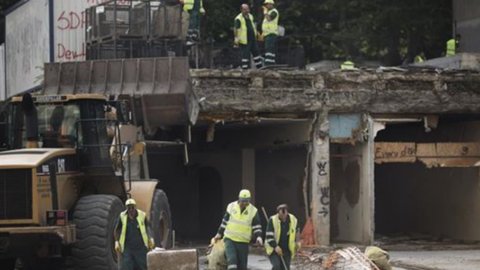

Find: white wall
53;0;131;61
0;44;5;100
6;0;50;97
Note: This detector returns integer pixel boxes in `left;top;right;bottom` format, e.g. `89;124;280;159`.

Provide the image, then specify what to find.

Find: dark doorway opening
198;167;223;240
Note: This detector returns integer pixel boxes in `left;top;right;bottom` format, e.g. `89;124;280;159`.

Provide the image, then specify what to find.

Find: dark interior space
374;117;480;242
147;120;310;243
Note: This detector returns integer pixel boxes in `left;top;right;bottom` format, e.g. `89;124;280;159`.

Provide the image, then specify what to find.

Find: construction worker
340;60;356;70
115;199;155;270
446;34;461;57
262;0;279;66
234;4;263;69
213;189;263;270
180;0;205;46
265;204;300;270
414;52;426;63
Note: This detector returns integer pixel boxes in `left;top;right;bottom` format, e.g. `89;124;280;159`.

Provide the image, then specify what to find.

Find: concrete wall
331;142;373;244
256;147;308;225
0;44;5;100
454;0;480;53
6;0;50;97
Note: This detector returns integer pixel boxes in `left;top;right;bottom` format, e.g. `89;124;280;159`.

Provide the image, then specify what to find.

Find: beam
310;111;330;246
191;69;480;114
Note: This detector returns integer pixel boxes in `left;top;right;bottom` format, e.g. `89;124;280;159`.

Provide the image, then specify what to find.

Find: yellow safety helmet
264;0;275;4
125;198;137;206
238;189;251;201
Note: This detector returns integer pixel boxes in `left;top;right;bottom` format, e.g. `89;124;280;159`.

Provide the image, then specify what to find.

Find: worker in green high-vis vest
115;199;155;270
446;34;461;57
234;4;264;69
212;189;263;270
265;204;301;270
262;0;279;66
181;0;206;46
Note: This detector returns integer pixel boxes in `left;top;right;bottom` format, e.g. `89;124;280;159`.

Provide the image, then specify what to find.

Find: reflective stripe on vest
341;61;355;70
224;202;258;243
262;8;279;36
235;13;256;45
265;214;298;259
183;0;203;12
119;210;149;253
446;39;456;56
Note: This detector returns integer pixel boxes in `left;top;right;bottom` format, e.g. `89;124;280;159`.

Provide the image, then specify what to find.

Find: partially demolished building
154;62;480;246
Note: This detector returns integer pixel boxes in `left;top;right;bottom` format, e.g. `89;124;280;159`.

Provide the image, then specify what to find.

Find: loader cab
7;94;114;173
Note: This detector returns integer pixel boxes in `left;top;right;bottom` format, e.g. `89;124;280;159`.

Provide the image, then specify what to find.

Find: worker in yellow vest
340;60;356;70
115;199;155;270
414;52;426;63
180;0;206;46
213;189;263;270
262;0;279;66
446;34;461;57
265;204;300;270
234;4;263;69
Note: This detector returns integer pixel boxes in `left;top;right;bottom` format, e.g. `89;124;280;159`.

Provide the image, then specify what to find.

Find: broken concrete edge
191;69;480;114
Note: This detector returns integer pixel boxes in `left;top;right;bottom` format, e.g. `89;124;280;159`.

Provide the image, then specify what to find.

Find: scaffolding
85;0;186;60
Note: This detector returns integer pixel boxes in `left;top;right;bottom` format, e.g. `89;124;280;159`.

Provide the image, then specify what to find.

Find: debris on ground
301;217;316;246
206;240;227;270
322;247;380;270
365;246;392;270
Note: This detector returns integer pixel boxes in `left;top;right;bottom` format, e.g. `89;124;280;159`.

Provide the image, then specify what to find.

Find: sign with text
53;0;130;62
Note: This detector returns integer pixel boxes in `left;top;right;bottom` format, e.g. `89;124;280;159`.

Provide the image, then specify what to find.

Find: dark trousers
264;34;277;65
240;42;263;69
120;247;147;270
187;10;200;41
269;252;291;270
224;238;249;270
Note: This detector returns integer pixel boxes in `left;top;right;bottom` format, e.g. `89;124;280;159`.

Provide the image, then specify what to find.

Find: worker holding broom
265;204;301;270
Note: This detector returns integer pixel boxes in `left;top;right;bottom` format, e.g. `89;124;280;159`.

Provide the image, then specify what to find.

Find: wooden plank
374;142;416;163
375;142;480;167
417;143;480;157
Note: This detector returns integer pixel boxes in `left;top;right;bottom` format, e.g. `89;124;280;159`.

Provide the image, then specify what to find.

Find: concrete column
310;111;330;246
242;148;256;204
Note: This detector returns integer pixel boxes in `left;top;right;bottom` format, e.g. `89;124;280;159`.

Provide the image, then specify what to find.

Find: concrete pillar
310;111;330;246
242;148;256;204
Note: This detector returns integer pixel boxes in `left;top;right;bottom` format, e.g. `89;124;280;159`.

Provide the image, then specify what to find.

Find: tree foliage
203;0;452;65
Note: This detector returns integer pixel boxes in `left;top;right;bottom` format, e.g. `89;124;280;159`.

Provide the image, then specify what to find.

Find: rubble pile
322;247;380;270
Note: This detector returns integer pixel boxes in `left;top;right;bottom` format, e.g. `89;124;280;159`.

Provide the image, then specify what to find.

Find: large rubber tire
150;190;173;249
71;195;124;270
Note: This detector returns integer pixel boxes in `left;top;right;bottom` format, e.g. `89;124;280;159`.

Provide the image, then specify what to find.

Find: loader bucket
43;57;199;127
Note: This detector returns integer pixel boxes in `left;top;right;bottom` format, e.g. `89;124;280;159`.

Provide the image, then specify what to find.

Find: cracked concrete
191;69;480;114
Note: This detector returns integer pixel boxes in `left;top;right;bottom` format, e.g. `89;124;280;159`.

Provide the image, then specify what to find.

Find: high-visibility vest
262;8;279;37
341;61;355;70
224;202;258;243
414;55;425;63
446;39;456;56
183;0;204;12
265;214;298;259
118;210;149;253
235;13;256;45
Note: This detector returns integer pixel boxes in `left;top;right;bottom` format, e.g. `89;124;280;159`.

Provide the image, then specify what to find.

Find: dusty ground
199;249;480;270
390;250;480;270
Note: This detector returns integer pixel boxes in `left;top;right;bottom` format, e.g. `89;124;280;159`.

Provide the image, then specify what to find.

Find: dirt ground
199;247;480;270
